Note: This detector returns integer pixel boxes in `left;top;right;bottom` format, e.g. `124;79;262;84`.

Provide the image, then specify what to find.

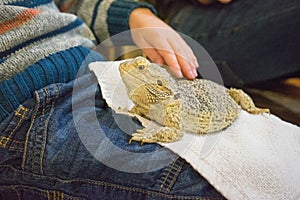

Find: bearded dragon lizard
119;57;269;143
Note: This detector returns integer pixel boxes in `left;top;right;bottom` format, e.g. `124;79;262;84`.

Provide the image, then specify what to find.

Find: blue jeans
0;71;224;199
163;0;300;86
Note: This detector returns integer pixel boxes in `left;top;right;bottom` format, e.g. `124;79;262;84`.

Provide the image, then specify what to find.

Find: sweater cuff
107;1;157;37
91;0;156;44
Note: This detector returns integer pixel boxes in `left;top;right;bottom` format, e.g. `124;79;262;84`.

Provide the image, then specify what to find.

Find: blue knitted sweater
0;0;155;122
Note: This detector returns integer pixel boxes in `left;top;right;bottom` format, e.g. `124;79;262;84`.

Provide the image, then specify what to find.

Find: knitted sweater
0;0;155;122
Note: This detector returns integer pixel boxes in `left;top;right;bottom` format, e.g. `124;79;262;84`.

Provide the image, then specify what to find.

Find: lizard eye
157;80;163;86
138;65;145;70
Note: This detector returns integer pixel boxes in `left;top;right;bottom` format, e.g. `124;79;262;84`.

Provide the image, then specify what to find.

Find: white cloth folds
89;60;300;200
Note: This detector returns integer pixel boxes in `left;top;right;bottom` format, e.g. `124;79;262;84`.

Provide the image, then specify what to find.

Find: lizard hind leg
130;127;184;144
228;88;270;114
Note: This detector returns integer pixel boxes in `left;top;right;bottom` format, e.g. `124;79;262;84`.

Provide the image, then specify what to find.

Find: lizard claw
129;132;156;144
129;127;183;144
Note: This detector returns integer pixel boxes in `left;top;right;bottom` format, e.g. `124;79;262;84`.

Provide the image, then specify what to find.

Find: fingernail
176;70;183;78
189;70;196;79
193;68;198;77
193;63;198;69
193;59;199;68
167;68;182;78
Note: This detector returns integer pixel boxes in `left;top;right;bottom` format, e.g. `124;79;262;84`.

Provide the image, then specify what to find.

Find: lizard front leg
130;100;183;143
130;105;149;117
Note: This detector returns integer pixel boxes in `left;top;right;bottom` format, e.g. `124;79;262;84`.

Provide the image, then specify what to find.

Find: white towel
89;60;300;200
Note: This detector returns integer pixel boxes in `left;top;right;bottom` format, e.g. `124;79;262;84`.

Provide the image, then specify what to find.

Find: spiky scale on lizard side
119;57;270;144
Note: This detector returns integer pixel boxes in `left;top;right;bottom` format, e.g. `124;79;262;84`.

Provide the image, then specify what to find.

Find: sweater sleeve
55;0;156;43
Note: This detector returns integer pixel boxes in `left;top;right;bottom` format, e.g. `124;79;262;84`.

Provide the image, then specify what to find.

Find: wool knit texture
0;0;156;122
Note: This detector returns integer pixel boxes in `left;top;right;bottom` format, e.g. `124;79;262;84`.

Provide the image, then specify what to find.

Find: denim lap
0;72;224;199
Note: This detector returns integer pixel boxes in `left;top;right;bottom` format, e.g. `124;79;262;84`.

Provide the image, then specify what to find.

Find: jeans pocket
20;84;61;175
0;105;33;168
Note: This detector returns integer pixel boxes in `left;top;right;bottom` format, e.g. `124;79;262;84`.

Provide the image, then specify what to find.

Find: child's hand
129;8;198;80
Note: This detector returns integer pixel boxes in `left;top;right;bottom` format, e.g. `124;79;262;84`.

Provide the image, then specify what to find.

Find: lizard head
119;57;176;94
119;57;177;101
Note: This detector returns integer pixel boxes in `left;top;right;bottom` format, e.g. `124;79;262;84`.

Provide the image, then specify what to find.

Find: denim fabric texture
0;71;225;199
163;0;300;86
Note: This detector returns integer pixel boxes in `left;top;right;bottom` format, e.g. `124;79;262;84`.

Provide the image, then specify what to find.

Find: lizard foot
129;127;183;144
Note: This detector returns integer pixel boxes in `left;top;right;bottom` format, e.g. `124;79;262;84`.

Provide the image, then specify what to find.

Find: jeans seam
159;158;185;194
39;86;58;175
160;159;176;192
31;88;47;174
1;165;223;200
32;105;44;173
38;87;49;175
8;145;24;152
10;185;21;200
7;140;25;152
22;91;41;171
166;160;184;193
0;106;29;149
